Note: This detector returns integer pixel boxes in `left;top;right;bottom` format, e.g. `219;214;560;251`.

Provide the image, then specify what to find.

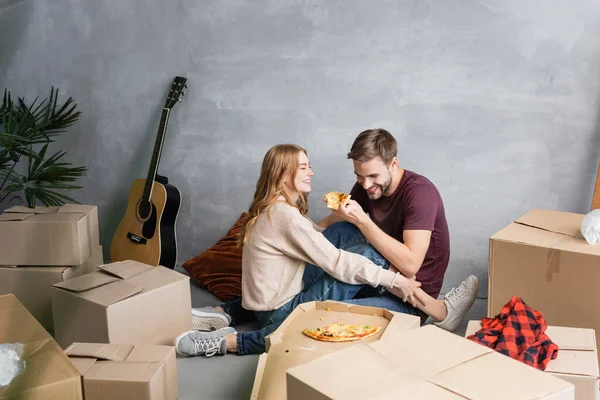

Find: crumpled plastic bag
581;209;600;245
0;343;26;388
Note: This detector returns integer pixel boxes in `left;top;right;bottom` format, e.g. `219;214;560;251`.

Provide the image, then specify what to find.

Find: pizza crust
324;191;351;209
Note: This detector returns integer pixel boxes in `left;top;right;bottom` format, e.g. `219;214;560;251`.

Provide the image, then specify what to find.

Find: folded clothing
466;296;558;370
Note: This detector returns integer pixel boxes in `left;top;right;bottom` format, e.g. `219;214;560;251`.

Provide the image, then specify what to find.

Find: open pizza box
0;204;99;266
250;300;422;400
286;325;575;400
465;320;599;400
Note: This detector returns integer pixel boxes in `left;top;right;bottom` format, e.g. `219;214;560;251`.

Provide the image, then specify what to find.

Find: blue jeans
220;222;423;355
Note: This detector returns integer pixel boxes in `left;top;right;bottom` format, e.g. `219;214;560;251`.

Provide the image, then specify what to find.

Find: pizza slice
324;191;351;209
302;323;381;342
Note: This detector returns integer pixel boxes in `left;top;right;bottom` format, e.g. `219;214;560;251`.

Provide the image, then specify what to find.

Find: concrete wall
2;0;600;298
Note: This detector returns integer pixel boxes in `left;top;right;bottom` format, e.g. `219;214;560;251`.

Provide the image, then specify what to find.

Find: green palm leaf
0;87;86;207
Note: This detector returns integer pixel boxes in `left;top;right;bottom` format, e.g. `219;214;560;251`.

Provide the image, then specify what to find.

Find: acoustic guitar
110;76;187;269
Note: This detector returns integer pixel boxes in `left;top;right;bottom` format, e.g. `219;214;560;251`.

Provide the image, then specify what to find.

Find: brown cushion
182;213;247;301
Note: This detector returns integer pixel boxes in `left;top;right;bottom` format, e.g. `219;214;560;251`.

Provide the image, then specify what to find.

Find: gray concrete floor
176;267;489;400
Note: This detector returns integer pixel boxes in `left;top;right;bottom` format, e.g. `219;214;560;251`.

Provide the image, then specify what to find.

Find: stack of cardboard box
0;204;192;400
0;204;103;330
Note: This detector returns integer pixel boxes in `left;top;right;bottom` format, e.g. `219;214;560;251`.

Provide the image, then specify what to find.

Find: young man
318;128;478;329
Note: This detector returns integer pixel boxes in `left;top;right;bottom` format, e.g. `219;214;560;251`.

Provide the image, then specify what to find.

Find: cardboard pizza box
65;342;178;400
465;320;599;400
0;245;103;329
250;300;421;400
0;204;99;266
287;325;575;400
0;294;83;399
50;260;192;349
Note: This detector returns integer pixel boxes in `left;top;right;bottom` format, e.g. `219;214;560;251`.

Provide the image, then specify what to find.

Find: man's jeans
220;221;422;355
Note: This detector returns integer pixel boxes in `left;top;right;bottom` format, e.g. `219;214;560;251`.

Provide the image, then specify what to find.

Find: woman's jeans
220;221;422;355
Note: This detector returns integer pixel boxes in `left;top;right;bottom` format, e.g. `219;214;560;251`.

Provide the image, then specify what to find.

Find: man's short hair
347;128;397;164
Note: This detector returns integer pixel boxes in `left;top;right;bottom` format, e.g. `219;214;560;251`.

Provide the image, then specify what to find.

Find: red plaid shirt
466;296;558;370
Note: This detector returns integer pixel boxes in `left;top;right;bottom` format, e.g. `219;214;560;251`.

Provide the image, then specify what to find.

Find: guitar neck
143;108;171;200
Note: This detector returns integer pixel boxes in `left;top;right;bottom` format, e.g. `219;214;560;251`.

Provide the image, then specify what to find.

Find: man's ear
390;157;399;169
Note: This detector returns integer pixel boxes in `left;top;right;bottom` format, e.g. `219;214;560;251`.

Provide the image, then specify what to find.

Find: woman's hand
387;273;425;307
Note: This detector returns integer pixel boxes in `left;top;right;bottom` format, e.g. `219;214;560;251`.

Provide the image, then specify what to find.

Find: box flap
52;270;119;292
251;354;268;400
0;295;52;344
99;260;153;279
125;344;173;363
287;344;465;399
369;325;491;379
432;350;575;400
0;339;81;398
84;361;162;382
4;205;61;214
78;280;143;306
545;326;597;351
515;208;583;238
70;357;97;375
65;343;135;361
0;212;33;221
546;348;600;377
286;344;421;399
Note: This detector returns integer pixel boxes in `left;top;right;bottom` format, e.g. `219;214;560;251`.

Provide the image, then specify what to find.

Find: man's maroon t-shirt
350;169;450;299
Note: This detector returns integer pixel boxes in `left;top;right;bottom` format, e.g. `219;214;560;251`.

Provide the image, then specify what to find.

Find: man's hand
330;199;369;227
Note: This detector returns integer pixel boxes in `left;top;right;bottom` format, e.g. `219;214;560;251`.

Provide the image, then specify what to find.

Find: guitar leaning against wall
110;76;187;270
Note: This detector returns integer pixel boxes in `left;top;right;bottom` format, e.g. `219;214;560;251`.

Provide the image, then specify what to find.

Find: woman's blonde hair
237;144;308;247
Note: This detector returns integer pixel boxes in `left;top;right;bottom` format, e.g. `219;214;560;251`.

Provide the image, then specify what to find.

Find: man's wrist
356;215;374;232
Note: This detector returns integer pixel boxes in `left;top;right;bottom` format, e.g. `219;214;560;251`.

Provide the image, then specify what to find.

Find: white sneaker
191;307;232;331
434;275;479;332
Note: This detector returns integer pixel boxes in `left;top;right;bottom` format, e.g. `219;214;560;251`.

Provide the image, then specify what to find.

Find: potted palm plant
0;87;86;209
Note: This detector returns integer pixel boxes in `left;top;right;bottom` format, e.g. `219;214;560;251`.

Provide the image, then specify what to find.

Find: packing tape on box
546;237;571;282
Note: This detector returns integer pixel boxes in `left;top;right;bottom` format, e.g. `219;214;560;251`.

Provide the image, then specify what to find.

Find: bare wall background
2;0;600;299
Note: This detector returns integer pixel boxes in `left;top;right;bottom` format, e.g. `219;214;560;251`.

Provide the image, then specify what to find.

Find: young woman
174;144;464;357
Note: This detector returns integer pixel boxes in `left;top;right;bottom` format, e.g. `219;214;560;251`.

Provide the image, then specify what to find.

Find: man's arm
358;219;431;278
333;180;440;278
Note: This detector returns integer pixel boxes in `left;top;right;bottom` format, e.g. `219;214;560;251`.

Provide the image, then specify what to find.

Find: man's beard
367;171;392;200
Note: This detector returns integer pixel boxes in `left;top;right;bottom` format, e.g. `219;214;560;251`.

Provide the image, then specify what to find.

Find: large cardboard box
488;209;600;363
0;245;103;329
50;260;192;349
65;342;178;400
0;294;82;399
0;204;99;266
287;325;575;400
251;300;421;400
466;320;600;400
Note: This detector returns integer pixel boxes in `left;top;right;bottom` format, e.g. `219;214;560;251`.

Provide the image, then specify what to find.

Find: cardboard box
488;208;600;364
65;342;177;400
287;325;575;400
0;204;99;266
0;245;103;329
466;320;599;400
51;260;192;349
0;294;82;399
251;300;422;400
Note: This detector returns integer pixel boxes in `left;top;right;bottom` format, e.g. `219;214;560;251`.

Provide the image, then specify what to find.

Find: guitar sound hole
137;199;152;220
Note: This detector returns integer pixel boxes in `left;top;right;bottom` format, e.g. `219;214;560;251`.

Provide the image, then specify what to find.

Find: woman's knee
323;221;362;245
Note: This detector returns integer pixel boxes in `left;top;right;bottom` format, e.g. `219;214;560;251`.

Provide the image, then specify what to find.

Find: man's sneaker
174;327;237;357
192;306;232;331
434;275;479;332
